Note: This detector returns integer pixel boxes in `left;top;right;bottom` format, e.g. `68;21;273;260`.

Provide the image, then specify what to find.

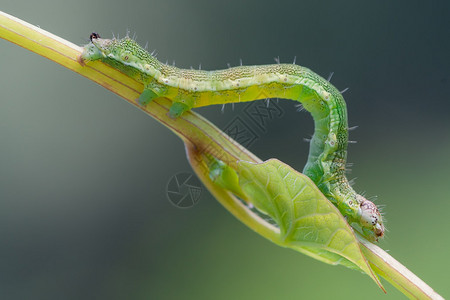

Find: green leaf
238;159;383;290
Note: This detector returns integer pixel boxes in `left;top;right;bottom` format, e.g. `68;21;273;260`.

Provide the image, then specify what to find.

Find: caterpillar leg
137;88;159;106
168;102;190;119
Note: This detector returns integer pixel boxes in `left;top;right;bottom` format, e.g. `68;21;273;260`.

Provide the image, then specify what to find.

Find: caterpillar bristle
367;195;378;202
303;137;311;143
144;41;148;50
327;72;334;82
345;163;353;174
221;103;226;113
227;63;231;68
340;87;349;94
172;60;176;66
348;140;357;144
346;162;354;173
292;56;297;64
199;63;202;70
274;56;280;64
348;125;359;131
239;58;243;66
295;103;305;112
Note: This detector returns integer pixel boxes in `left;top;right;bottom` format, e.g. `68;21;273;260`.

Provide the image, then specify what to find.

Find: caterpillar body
81;33;384;242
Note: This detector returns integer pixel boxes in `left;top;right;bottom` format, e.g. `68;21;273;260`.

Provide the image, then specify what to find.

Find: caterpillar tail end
79;33;105;66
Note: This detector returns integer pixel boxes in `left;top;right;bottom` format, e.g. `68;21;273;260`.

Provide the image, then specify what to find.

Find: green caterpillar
81;33;384;242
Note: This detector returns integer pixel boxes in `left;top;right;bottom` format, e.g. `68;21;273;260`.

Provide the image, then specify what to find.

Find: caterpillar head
356;195;384;242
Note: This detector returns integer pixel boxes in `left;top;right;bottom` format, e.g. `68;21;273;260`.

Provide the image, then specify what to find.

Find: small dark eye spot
124;55;129;61
90;32;101;42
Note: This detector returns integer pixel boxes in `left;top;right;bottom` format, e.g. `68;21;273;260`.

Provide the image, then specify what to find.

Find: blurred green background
1;0;449;299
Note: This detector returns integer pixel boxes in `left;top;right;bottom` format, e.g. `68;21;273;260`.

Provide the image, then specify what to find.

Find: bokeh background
1;0;449;299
